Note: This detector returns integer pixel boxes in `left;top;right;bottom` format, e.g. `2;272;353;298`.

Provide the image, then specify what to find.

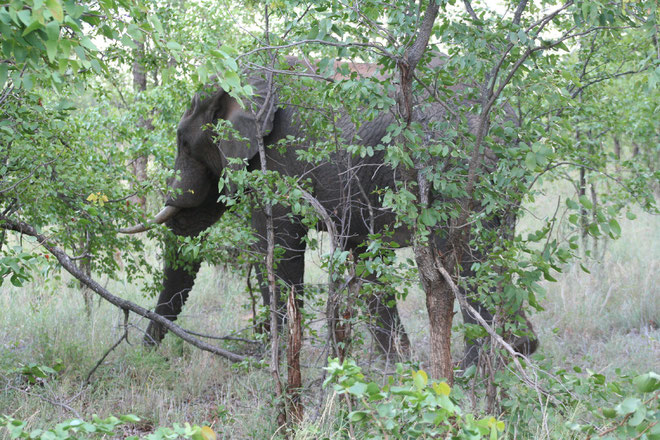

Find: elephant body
142;56;538;364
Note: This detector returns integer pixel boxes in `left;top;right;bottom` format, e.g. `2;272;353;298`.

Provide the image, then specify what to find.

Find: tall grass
0;202;657;438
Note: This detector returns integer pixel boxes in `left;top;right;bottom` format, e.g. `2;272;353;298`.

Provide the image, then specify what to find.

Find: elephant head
120;71;278;233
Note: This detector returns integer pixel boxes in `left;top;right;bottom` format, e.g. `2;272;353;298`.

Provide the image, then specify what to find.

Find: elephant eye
212;106;225;124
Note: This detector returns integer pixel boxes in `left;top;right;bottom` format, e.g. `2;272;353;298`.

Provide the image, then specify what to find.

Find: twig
85;309;129;385
1;374;81;418
181;329;261;344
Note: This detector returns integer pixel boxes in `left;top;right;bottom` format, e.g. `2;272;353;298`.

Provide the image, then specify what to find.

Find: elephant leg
144;244;202;345
252;210;307;330
144;185;222;346
365;289;410;358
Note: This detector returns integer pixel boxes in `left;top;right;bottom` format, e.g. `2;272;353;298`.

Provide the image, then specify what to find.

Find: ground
0;205;658;439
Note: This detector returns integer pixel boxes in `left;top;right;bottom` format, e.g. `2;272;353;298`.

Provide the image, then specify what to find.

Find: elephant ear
218;71;277;168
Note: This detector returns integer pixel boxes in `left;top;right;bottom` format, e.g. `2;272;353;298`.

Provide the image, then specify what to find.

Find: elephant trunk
119;206;181;234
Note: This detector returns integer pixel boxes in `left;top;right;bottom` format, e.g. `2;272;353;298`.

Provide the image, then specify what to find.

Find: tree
0;0;657;431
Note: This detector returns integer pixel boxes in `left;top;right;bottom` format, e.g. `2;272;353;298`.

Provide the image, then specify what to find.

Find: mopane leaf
0;64;8;88
200;426;216;440
633;372;660;393
46;0;63;22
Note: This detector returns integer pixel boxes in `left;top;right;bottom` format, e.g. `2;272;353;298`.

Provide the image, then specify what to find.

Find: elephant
122;56;538;365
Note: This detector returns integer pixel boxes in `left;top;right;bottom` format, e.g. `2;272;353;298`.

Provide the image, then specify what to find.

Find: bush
0;415;218;440
324;358;504;439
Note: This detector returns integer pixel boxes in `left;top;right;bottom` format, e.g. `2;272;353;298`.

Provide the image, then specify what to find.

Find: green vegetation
1;0;658;437
0;212;657;438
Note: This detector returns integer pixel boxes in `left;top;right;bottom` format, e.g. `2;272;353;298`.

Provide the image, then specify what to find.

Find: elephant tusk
119;206;181;234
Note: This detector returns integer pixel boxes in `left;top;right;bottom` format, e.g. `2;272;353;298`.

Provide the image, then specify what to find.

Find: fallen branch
0;214;246;363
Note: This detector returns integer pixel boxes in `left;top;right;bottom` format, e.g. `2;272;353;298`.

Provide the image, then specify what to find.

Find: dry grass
0;203;658;438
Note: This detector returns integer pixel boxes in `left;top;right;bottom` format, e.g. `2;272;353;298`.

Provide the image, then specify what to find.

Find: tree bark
416;245;455;382
396;0;453;382
287;287;303;424
130;40;150;209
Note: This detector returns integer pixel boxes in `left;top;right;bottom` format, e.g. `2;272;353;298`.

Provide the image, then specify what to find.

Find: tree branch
0;214;246;363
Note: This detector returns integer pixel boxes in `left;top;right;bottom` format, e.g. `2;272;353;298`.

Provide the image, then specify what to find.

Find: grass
0;202;658;438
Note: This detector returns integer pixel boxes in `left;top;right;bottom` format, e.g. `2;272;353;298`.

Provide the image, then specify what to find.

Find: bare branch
462;0;479;22
513;0;528;25
85;309;129;384
239;39;391;62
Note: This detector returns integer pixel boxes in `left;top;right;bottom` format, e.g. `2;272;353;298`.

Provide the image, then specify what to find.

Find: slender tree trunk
286;287;303;424
130;40;150;209
613;135;621;161
395;0;453;382
77;231;93;316
579;165;588;251
590;182;599;256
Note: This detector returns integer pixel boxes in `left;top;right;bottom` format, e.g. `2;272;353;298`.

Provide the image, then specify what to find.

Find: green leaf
420;208;437;227
166;41;182;51
0;64;8;89
543;269;557;282
44;19;60;40
22;18;43;36
45;38;58;62
616;397;641;416
149;16;163;35
224;70;240;90
348;410;369;422
412;369;428;389
46;0;63;21
348;382;367;396
608;218;621;236
121;34;137;49
80;36;98;51
566;198;579;210
633;372;660;393
578;195;593;209
628;407;646;427
365;382;381;398
602;408;616;418
525;151;537;170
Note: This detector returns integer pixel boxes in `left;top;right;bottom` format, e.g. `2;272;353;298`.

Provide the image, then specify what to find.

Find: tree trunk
579;166;588;251
286;287;303;424
415;245;455;383
130;40;150;208
613;135;621;161
394;0;449;381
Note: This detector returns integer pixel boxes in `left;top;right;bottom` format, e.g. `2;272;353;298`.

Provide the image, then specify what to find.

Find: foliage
324;358;505;439
0;0;659;435
486;361;660;439
14;359;64;384
0;414;218;440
